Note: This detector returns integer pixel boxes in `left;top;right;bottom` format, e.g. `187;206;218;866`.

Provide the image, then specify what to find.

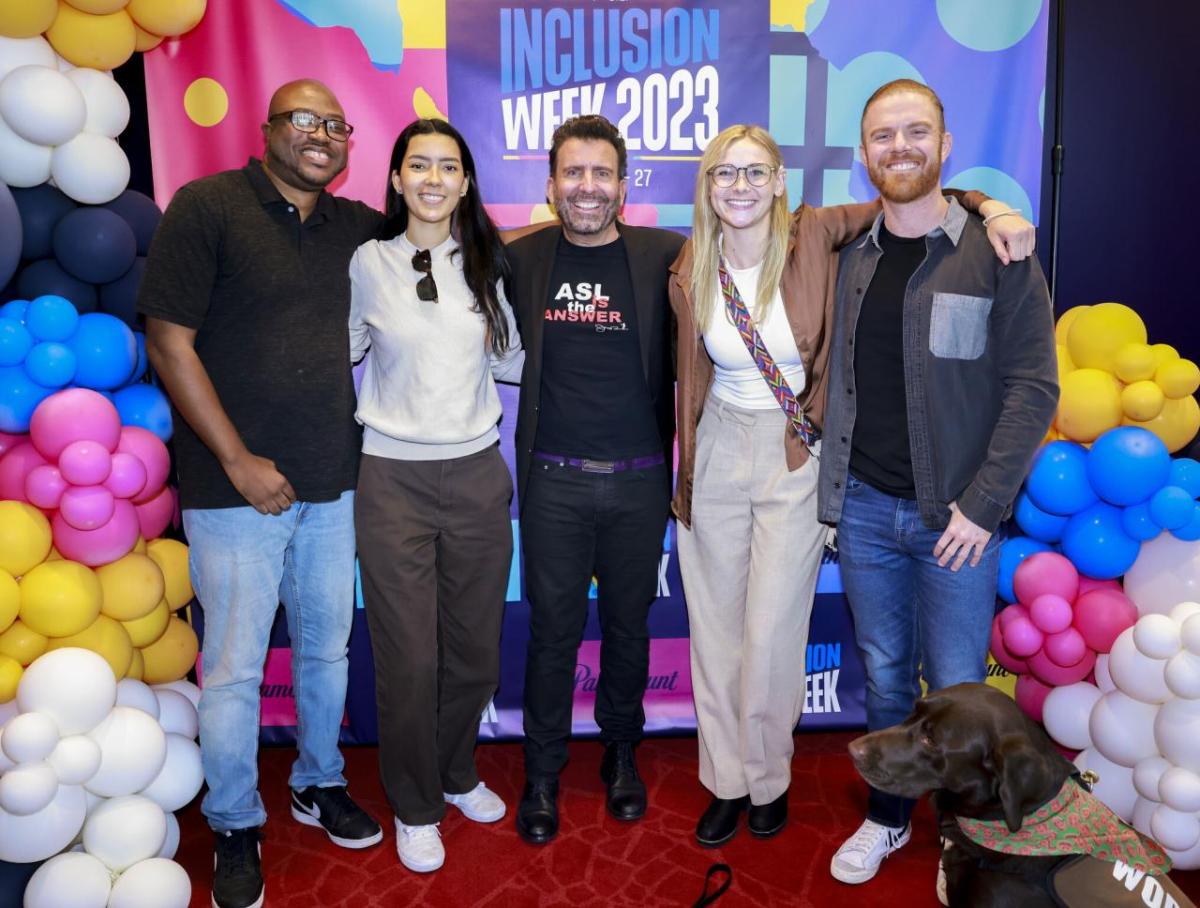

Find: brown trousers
355;445;513;824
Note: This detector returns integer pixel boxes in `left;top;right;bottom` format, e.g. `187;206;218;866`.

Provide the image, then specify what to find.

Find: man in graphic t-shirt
505;115;684;844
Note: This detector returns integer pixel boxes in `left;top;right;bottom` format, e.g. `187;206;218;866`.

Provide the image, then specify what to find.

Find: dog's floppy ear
992;732;1047;833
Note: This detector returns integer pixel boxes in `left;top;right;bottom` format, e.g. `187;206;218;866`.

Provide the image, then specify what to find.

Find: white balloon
48;734;102;786
1074;748;1138;821
0;732;12;773
116;679;160;719
0;36;57;81
157;810;179;859
0;65;86;146
1150;803;1200;852
0;710;59;763
1183;613;1200;655
138;733;202;812
151;680;201;709
18;649;117;736
1165;831;1200;871
1094;653;1116;693
0;699;18;725
1089;690;1162;768
54;53;76;73
82;794;166;873
1042;682;1101;750
1133;795;1160;838
1134;613;1183;660
1166;651;1200;699
1108;627;1172;704
1134;755;1174;801
65;67;129;138
23;851;112;908
1159;766;1200;813
86;706;167;797
0;113;52;186
50;132;130;204
1155;697;1200;773
154;689;197;739
0;761;57;815
1170;602;1200;626
1125;534;1200;617
108;857;191;908
0;782;86;862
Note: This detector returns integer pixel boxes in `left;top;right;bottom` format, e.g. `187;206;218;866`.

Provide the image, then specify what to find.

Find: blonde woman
669;123;1031;846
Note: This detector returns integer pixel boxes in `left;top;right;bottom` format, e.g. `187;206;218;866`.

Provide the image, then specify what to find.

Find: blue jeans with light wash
183;491;355;832
836;475;1001;829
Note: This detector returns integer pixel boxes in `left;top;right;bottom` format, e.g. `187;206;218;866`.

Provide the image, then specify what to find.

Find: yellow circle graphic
183;77;228;128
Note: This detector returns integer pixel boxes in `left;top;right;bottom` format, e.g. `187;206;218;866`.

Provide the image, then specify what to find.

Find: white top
702;261;805;409
349;232;524;461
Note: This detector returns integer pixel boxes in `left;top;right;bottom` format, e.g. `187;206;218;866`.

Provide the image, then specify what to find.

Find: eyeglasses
412;249;438;302
707;163;776;188
269;109;354;141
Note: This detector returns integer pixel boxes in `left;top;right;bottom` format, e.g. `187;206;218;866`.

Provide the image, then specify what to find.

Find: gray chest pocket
929;292;992;360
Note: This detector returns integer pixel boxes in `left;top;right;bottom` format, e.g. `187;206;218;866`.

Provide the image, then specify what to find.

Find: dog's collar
955;777;1171;875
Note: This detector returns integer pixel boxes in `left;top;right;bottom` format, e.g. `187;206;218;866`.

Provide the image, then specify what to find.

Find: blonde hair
690;124;790;331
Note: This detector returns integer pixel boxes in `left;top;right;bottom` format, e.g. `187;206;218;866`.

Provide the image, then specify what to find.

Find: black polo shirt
138;159;382;510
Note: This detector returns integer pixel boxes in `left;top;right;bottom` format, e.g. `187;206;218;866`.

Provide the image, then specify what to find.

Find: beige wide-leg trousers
677;395;826;805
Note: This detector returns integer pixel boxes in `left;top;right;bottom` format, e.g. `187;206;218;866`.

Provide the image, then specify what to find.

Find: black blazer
506;221;685;506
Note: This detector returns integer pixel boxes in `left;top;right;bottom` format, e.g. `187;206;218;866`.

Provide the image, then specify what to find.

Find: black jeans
520;459;670;778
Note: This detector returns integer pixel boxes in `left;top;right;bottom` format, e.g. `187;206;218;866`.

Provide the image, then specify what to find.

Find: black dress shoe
695;795;749;847
600;742;647;821
516;777;559;845
748;790;788;838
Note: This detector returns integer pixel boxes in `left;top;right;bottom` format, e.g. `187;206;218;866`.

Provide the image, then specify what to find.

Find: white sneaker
830;818;912;884
444;782;507;823
936;838;952;906
394;819;444;873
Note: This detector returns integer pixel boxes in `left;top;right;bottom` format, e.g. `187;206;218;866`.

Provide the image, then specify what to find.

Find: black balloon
99;256;146;328
16;259;99;313
103;189;163;256
53;207;138;285
10;183;75;262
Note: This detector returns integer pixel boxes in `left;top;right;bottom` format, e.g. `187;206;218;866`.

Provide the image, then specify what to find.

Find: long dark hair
379;119;511;356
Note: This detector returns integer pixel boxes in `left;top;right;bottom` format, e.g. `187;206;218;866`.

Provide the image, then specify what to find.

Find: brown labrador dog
848;683;1195;908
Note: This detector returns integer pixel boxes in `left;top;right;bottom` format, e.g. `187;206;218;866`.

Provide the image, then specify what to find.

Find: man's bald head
267;79;344;121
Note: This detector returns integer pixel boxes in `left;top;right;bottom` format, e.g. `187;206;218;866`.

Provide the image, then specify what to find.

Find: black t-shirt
849;223;928;499
137;160;383;509
533;235;661;459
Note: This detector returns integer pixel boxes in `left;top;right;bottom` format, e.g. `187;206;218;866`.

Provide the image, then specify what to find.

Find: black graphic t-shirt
534;235;662;459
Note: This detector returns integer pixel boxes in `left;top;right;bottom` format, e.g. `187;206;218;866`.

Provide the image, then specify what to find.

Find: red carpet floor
176;734;1200;907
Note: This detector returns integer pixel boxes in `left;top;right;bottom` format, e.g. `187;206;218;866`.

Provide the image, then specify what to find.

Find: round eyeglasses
707;163;776;188
269;109;354;142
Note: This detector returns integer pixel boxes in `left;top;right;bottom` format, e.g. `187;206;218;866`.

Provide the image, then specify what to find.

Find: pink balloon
1073;588;1139;652
0;442;48;501
0;431;24;458
29;389;121;460
24;464;67;509
116;427;169;504
1043;626;1088;667
1014;551;1080;606
1029;594;1074;634
102;452;148;499
990;616;1029;674
1078;576;1123;596
1014;674;1053;723
57;440;113;486
59;484;116;531
134;485;175;540
998;603;1030;631
1003;616;1045;658
51;499;139;567
1028;646;1096;686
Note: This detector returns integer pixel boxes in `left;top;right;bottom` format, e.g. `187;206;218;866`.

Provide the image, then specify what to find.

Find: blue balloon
1061;501;1141;580
997;535;1053;603
1169;459;1200;499
103;190;162;256
127;331;147;384
98;257;145;329
0;364;53;433
67;312;137;390
1086;426;1171;506
1026;441;1099;516
0;300;28;322
1173;505;1200;542
17;259;98;313
1014;490;1069;543
25;295;79;342
1122;502;1162;541
1150;486;1194;530
113;382;172;442
23;341;75;388
11;183;76;261
0;318;33;367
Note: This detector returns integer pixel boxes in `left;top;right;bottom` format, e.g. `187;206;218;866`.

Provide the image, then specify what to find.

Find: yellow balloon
18;560;103;638
1055;306;1089;346
46;547;63;562
95;553;164;622
1066;303;1147;373
126;646;144;680
0;620;48;667
1156;358;1200;400
47;614;134;679
133;535;147;555
146;538;192;610
126;0;205;36
132;21;162;50
0;654;21;702
1114;342;1157;383
121;598;169;647
1151;344;1180;368
0;569;18;634
0;501;52;577
1124;395;1200;453
1122;380;1166;422
1055;344;1075;383
45;2;136;71
1057;368;1123;442
139;616;198;684
65;0;129;13
0;0;58;37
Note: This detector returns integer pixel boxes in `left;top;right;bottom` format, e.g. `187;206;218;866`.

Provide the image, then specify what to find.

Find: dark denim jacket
817;198;1059;533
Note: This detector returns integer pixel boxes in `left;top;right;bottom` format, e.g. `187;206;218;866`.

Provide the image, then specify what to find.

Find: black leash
692;863;732;906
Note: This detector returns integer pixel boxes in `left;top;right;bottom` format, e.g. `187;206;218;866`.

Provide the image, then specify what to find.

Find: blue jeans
183;491;355;832
837;476;1000;828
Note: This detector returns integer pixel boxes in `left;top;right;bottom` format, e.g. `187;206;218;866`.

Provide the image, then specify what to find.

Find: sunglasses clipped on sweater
411;249;438;302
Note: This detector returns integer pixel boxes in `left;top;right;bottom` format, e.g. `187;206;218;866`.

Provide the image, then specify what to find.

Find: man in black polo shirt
506;116;684;844
139;80;383;908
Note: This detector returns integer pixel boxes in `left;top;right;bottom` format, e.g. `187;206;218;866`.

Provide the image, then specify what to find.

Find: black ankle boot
695;795;749;847
515;776;559;844
748;790;788;838
600;742;647;820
